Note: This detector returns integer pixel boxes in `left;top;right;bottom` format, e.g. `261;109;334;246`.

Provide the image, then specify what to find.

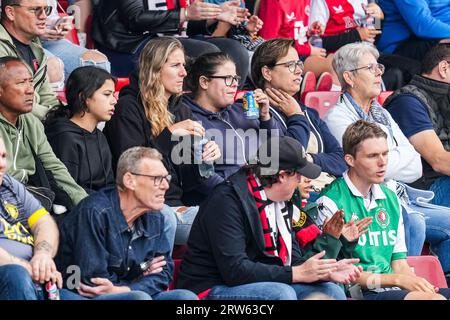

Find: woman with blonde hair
104;37;221;245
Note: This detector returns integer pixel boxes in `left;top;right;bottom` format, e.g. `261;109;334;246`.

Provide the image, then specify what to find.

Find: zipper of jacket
12;126;26;182
303;108;324;153
218;116;248;164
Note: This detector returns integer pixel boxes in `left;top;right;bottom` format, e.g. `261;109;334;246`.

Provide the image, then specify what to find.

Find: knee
172;289;199;300
128;291;152;300
268;283;297;300
0;265;35;291
47;56;65;83
81;50;108;62
315;282;347;300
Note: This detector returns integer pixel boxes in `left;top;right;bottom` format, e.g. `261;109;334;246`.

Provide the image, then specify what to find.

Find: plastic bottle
308;30;323;48
194;137;215;178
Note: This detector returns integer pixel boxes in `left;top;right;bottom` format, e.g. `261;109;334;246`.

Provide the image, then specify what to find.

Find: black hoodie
103;72;203;207
45;117;115;194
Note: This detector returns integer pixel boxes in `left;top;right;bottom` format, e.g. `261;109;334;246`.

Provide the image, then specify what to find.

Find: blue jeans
60;289;197;300
405;184;450;273
430;176;450;208
160;204;177;255
0;265;44;300
172;206;199;245
205;281;346;300
401;206;427;256
43;39;111;79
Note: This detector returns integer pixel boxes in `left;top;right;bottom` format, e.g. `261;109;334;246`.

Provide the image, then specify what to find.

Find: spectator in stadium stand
316;120;450;300
41;0;110;84
103;37;221;246
91;0;250;86
0;0;60;120
324;42;450;262
0;136;62;300
177;135;363;300
377;0;450;62
0;57;87;210
306;0;419;91
257;0;333;98
251;38;347;199
182;52;279;203
56;146;198;300
384;44;450;283
44;66;116;194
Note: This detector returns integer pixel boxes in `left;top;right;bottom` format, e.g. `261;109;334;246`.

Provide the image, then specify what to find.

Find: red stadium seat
407;255;448;288
304;91;341;118
115;77;130;92
168;259;182;290
377;91;393;106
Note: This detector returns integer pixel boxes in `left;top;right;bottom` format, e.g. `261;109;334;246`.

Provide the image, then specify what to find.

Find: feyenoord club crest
375;209;390;229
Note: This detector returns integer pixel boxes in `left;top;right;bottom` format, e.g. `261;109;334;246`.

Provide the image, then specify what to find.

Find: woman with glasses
45;66;116;194
182;52;278;202
251;38;346;197
103;37;221;245
324;42;428;256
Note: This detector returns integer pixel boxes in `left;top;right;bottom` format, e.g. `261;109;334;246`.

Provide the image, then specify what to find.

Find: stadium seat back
304;91;341;118
115;77;130;92
169;259;182;290
378;91;394;106
407;255;448;288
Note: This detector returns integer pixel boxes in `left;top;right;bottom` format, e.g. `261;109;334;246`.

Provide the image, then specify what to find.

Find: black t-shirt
11;36;38;73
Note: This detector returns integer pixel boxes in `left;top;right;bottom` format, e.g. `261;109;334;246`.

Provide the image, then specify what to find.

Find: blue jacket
377;0;450;53
184;96;279;193
270;103;346;177
55;186;174;296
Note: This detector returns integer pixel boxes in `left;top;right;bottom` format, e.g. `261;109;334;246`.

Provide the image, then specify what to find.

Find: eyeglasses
129;172;172;186
208;75;241;87
10;4;52;17
273;60;304;73
348;63;385;75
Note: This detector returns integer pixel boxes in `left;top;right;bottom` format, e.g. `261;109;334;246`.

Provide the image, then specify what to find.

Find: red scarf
246;174;290;265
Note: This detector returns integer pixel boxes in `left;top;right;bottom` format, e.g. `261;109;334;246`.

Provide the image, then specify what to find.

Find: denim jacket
56;186;174;296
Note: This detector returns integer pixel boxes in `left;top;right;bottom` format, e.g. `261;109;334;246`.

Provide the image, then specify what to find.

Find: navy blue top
56;186;174;296
385;94;434;138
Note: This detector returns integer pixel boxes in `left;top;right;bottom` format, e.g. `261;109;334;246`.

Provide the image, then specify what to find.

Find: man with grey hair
55;146;198;300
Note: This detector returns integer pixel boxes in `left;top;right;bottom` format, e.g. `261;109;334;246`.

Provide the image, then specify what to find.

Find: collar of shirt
109;188;151;238
343;171;386;210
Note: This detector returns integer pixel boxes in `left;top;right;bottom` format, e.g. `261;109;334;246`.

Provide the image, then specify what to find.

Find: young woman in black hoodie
103;37;221;245
45;66;117;194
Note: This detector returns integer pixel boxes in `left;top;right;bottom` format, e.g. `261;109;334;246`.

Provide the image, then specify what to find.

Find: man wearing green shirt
316;120;450;300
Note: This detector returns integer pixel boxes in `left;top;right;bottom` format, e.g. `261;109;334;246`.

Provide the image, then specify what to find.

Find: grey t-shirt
0;175;48;260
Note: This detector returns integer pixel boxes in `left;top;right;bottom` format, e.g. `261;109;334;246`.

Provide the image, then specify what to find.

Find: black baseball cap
256;136;322;179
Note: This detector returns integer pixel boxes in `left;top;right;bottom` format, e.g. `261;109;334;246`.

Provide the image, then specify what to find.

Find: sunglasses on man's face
10;4;52;17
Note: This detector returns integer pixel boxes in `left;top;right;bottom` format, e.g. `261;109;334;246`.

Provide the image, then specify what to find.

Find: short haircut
342;120;387;157
116;147;163;189
0;56;25;85
1;0;21;20
251;38;295;89
185;52;234;96
332;42;380;91
421;44;450;74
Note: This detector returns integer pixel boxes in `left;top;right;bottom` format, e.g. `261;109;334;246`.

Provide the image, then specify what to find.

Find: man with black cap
176;136;362;300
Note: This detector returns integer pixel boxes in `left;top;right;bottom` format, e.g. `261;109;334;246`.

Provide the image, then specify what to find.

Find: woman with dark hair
45;66;117;194
183;52;277;201
251;38;347;197
103;37;221;245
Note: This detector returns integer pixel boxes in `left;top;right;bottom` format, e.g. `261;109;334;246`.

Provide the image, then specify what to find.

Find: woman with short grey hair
332;42;380;91
323;42;450;263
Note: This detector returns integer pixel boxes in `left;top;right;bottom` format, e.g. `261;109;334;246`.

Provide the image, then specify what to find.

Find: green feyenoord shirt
316;172;407;274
